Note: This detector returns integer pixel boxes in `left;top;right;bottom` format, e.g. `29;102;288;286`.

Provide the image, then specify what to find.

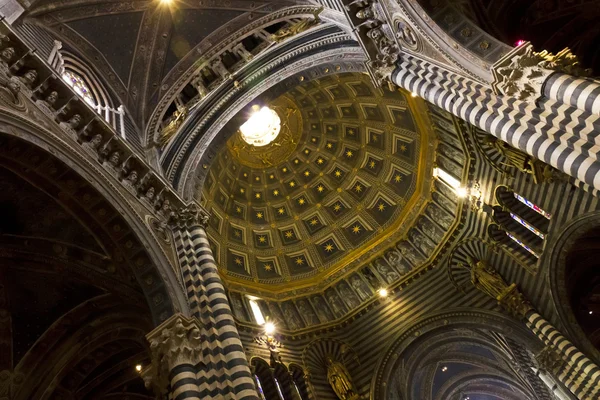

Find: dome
200;72;436;298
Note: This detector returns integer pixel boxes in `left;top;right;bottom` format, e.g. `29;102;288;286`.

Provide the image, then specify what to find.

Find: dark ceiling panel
163;8;245;76
66;12;144;84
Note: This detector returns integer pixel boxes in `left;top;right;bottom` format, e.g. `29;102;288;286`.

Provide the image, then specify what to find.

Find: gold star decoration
295;257;305;265
400;144;407;152
311;137;317;142
255;193;261;199
345;150;353;158
334;170;342;178
317;158;324;165
269;174;275;179
317;185;325;193
289;181;296;188
234;257;243;265
284;230;294;239
294;159;300;164
298;198;306;205
255;176;260;181
236;206;242;213
333;203;342;212
243;173;248;177
377;203;386;212
256;212;264;219
352;225;362;234
282;167;288;172
240;188;245;194
264;264;273;271
234;230;241;238
371;134;378;142
393;174;402;183
354;184;363;193
273;189;280;196
326;143;333;149
310;218;319;226
277;207;285;215
324;243;335;252
348;128;355;135
304;149;310;154
368;160;377;169
258;235;267;243
304;170;311;177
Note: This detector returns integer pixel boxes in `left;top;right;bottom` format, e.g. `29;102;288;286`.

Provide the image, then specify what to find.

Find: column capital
491;42;591;101
535;346;566;375
144;313;204;394
168;203;210;228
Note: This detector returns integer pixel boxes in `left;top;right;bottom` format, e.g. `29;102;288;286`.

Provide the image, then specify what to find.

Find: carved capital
492;42;591;101
497;283;534;320
168;204;210;228
144;314;204;395
535;346;566;374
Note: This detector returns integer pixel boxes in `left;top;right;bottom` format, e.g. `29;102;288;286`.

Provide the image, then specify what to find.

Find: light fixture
455;187;468;198
135;364;142;372
441;366;448;372
240;106;281;146
411;92;418;97
590;311;594;315
264;322;276;335
378;288;388;297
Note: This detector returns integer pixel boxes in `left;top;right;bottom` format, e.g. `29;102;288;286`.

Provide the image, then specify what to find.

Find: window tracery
62;69;96;106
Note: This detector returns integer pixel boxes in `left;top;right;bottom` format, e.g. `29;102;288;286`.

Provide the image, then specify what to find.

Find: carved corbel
491;42;591;101
144;314;204;396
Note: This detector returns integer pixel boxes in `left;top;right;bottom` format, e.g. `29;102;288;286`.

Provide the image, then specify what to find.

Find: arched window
62;69;96;107
489;186;551;268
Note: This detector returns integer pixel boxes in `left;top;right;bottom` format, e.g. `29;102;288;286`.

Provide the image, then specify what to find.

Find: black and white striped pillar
391;56;600;191
159;208;258;400
526;311;600;400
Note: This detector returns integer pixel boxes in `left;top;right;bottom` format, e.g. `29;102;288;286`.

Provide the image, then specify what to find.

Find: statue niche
326;357;358;400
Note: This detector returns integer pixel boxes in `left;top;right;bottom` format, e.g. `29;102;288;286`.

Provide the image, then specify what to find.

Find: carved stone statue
142;186;156;203
83;134;103;153
160;107;187;147
374;259;399;284
311;296;333;322
0;47;15;74
350;275;371;300
326;357;358;400
467;256;511;300
123;170;139;189
36;90;58;117
60;114;82;137
19;69;37;89
326;290;345;317
297;299;320;325
104;151;121;172
271;7;323;43
210;58;230;80
397;241;423;267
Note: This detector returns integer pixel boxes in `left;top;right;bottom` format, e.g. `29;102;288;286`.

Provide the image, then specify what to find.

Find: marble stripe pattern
391;56;600;190
173;225;259;399
526;311;600;400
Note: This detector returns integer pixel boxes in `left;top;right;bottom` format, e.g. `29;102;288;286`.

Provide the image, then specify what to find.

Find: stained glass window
510;212;545;239
255;375;267;400
513;193;551;219
506;232;540;258
62;70;96;107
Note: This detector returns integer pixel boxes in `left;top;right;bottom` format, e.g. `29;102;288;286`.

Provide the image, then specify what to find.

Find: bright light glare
135;364;142;372
411;92;418;97
240;106;281;147
455;187;468;198
378;288;388;297
264;322;276;335
248;298;266;325
433;167;462;190
515;39;525;47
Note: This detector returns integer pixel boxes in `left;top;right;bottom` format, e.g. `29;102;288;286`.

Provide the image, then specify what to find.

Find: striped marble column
526;311;600;400
169;208;259;400
391;57;600;191
544;73;600;117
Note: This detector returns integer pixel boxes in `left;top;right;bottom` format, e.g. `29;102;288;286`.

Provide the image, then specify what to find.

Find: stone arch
371;308;543;400
0;112;189;324
546;210;600;364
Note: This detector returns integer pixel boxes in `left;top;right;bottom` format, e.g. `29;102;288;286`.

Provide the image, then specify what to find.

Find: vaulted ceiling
200;72;432;295
22;0;300;125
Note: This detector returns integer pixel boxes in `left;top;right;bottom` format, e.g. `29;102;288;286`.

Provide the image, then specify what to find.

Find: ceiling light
515;39;525;47
441;366;448;372
240;106;281;147
135;364;142;372
264;322;276;335
455;187;468;198
378;288;388;297
590;311;593;315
